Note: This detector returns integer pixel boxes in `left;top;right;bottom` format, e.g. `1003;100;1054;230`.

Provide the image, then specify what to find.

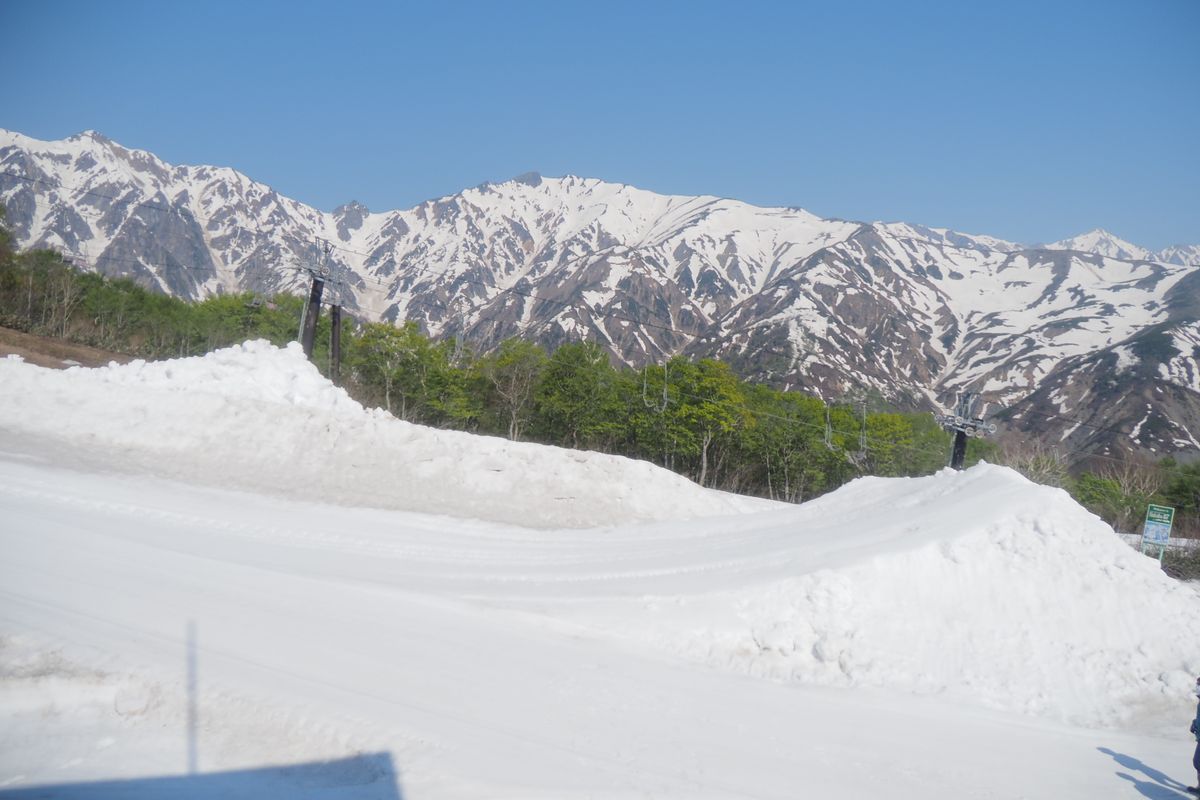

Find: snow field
2;341;1199;798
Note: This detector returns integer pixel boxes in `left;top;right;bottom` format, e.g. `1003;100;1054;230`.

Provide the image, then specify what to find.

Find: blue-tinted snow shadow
0;752;403;799
1099;747;1192;799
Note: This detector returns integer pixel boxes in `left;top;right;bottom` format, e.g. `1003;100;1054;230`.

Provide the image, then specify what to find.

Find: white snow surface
2;343;1199;799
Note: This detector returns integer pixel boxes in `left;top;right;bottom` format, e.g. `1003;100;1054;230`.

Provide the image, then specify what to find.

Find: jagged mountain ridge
1;128;1198;460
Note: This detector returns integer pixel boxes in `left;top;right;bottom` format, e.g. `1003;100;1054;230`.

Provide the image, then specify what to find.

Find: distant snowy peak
1046;228;1151;262
1157;243;1200;266
1045;228;1200;266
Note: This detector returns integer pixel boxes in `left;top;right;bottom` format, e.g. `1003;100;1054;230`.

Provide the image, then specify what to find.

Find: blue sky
3;0;1197;248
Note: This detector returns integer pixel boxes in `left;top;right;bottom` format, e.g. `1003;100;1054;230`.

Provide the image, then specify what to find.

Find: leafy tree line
349;330;1199;523
0;248;311;359
1070;458;1200;538
343;324;984;501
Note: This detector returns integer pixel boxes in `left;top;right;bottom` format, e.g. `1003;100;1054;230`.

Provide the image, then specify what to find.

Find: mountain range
1;128;1197;463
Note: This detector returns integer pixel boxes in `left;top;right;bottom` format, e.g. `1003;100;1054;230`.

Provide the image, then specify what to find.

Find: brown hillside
0;326;133;370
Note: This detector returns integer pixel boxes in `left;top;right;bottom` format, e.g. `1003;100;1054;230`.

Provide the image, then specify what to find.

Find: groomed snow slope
2;343;1199;799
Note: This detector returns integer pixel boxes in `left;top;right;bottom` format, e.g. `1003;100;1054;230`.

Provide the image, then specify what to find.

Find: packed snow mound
558;465;1200;727
0;341;775;527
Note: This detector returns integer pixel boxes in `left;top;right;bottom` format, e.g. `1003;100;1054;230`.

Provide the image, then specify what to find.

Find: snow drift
0;341;773;527
556;465;1200;727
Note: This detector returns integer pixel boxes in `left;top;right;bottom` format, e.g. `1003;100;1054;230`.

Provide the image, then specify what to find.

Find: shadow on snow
1099;746;1194;800
0;751;403;799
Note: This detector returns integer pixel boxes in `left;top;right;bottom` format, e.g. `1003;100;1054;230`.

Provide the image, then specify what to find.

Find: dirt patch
0;327;133;369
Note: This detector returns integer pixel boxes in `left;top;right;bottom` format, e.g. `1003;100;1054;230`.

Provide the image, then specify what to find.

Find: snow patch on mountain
1160;322;1200;389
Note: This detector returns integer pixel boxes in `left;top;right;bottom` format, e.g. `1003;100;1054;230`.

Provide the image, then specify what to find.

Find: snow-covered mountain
1157;243;1200;267
2;128;1198;460
1045;229;1153;262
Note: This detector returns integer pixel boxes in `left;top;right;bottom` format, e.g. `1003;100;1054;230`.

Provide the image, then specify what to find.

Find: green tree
533;340;622;449
1071;472;1132;530
1161;461;1200;514
737;385;831;501
861;412;916;476
665;358;746;487
476;338;548;440
0;205;13;269
348;320;453;420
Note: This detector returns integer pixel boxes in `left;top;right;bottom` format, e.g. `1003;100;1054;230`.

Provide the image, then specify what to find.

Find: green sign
1142;504;1175;545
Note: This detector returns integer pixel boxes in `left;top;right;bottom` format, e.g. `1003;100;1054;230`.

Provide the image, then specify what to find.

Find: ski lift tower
297;241;332;358
934;392;996;470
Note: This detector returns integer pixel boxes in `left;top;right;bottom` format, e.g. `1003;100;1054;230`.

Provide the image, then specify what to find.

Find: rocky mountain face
2;128;1197;462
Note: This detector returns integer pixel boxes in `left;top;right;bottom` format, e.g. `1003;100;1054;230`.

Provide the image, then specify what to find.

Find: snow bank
0;341;774;527
560;465;1200;728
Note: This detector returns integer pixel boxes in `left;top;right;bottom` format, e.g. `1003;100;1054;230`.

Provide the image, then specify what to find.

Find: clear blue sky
3;0;1197;248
